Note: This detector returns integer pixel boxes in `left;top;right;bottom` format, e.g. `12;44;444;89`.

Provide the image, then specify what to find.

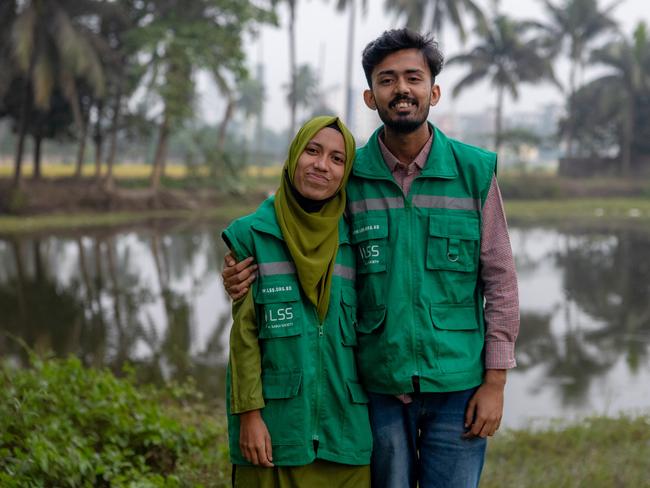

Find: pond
1;219;649;428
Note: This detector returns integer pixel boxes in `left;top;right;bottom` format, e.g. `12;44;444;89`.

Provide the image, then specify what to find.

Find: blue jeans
368;388;486;488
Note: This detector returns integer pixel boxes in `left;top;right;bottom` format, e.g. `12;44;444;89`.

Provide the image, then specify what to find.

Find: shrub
0;357;229;487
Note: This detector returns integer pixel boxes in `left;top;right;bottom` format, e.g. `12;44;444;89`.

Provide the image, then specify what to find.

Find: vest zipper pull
318;324;324;336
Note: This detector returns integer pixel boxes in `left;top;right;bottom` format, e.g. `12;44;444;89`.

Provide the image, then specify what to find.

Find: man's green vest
346;124;496;394
222;197;372;467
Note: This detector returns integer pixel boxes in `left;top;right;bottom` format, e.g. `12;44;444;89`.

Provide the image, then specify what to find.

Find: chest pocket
426;214;480;273
350;215;388;274
256;277;302;339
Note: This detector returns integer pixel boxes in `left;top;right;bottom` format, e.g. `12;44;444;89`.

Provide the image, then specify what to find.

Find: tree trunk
150;112;170;191
32;133;42;180
565;61;577;157
494;84;504;153
216;97;235;155
105;75;124;189
288;0;297;136
13;79;32;188
74;109;90;179
620;94;634;177
343;0;356;129
94;99;104;180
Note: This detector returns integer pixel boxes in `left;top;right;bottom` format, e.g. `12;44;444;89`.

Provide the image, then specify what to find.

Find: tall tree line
0;0;276;190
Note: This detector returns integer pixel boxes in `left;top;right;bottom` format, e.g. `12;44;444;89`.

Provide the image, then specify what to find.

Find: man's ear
430;84;441;107
363;89;377;110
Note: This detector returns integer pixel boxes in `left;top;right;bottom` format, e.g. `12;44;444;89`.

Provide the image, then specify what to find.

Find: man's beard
377;95;430;134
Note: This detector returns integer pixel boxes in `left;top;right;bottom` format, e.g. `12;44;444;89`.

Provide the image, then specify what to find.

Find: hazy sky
198;0;650;137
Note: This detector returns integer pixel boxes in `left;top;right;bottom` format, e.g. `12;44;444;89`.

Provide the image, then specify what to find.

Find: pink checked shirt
378;131;519;372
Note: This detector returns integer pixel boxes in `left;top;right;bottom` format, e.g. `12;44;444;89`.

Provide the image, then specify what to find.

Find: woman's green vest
222;197;371;467
346;124;496;394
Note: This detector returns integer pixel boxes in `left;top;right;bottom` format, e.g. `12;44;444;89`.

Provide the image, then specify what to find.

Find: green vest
346;124;496;394
222;197;372;467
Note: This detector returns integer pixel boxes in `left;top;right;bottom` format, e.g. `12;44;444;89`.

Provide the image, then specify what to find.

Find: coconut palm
325;0;368;129
8;0;105;186
447;14;559;152
534;0;621;155
383;0;486;43
574;23;650;175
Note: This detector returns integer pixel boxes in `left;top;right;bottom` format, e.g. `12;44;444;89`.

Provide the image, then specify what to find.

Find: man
223;29;519;488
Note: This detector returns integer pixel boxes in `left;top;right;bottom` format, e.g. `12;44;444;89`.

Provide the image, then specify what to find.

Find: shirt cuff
231;396;265;415
485;341;517;369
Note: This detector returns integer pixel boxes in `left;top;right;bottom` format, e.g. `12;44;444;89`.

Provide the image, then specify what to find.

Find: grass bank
482;415;650;487
505;198;650;225
3;358;649;487
0;205;255;235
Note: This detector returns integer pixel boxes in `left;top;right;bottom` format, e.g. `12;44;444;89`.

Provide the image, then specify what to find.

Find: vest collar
353;122;458;180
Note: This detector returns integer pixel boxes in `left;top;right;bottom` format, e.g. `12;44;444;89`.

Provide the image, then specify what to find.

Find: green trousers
233;460;370;488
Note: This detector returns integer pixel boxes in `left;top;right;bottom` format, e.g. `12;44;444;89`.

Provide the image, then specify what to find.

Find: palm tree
580;23;650;175
383;0;486;43
447;14;559;152
534;0;621;155
286;64;321;124
325;0;368;129
237;77;265;144
274;0;299;135
10;0;106;186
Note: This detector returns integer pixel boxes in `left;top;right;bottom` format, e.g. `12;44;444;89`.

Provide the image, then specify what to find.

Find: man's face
364;49;440;134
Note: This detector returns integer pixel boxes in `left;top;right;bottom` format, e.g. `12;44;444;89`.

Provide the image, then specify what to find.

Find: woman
222;116;371;488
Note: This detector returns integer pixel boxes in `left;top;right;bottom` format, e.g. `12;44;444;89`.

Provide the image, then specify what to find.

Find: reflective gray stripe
349;197;404;214
258;261;296;276
412;195;481;212
334;264;356;281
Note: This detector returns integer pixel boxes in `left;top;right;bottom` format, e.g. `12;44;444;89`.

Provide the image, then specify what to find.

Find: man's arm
222;253;258;300
465;176;519;438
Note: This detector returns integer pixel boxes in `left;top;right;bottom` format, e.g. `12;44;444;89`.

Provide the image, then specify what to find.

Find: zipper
312;312;324;456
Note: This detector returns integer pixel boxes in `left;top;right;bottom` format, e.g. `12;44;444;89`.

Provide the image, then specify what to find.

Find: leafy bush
0;357;229;487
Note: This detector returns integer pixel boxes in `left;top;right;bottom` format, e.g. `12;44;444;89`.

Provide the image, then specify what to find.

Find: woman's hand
239;409;274;467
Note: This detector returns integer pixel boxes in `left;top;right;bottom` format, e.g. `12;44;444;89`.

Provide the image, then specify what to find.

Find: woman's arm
230;289;273;467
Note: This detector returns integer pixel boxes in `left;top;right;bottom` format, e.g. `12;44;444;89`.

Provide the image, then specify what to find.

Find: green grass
0;205;256;234
505;198;650;224
2;357;649;486
2;197;650;235
482;415;650;487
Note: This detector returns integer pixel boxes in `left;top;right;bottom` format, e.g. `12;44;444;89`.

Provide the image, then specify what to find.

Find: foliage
384;0;486;41
447;14;559;150
0;356;228;487
561;22;650;171
482;415;650;488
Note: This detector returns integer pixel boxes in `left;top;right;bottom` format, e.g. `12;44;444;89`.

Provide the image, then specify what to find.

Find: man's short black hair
362;29;444;87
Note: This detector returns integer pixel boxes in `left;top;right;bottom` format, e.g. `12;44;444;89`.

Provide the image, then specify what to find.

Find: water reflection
0;222;232;407
1;222;649;425
510;226;650;426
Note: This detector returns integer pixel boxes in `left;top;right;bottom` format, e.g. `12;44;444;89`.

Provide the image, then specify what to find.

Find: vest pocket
340;379;372;454
340;287;358;346
426;214;479;272
357;305;386;334
429;304;482;373
262;370;305;446
351;215;389;274
256;278;302;339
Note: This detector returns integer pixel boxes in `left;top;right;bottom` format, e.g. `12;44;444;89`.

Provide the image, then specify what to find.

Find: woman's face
293;127;347;201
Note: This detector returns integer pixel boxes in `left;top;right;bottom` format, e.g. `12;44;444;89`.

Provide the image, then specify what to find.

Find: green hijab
274;116;355;322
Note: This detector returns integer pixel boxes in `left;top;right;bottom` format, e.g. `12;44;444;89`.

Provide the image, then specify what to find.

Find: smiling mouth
390;99;417;110
306;173;329;184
